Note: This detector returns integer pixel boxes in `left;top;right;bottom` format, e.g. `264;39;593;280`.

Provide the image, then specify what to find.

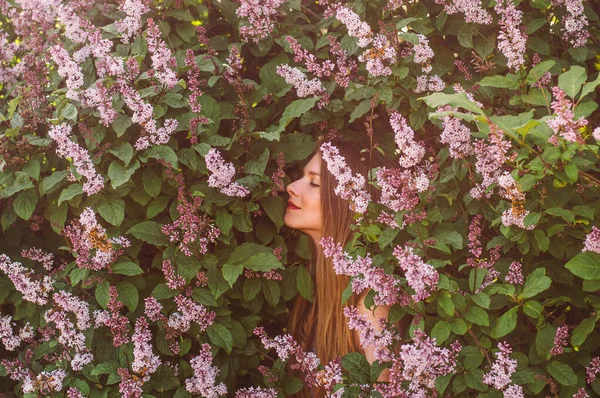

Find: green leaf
546;361;577;386
471;293;491;309
39;171;66;196
523;300;542;319
349;99;372;123
215;208;233;235
117;281;139;312
275;133;316;162
437;295;455;317
112;114;132;137
565;252;600;280
296;265;313;301
207;324;233;354
545;207;575;223
521;268;551;299
491;306;518;339
571;315;599;346
243;278;262;301
58;184;83;206
260;195;284;231
146;196;170;219
533;230;550;252
109;142;134;165
108;159;140;189
97;196;125;227
281;375;304;395
222;263;244;288
479;75;519;89
419;92;485;116
536;324;556;357
112;261;144;276
13;189;38;220
580;73;600;99
431;320;451;343
246;148;270;176
558;65;586;99
245;253;283;272
262;279;280;306
152;283;179;299
140;145;178;168
268;98;319;140
142;168;162;197
128;221;169;246
465;306;489;326
192;287;218;307
58;102;78;121
527;60;555;84
342;353;371;384
96;281;110;309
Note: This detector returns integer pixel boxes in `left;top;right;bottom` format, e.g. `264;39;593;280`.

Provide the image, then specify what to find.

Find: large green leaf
546;361;577;386
108;159;140;189
207;324;233;354
222;263;244;288
117;281;139;312
13;189;38;220
521;268;551;299
565;252;600;280
97;196;125;227
127;221;169;246
491;306;518;338
557;65;586;99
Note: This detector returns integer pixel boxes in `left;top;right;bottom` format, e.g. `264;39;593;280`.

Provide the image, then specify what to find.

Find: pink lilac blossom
586;357;600;383
583;226;600;253
470;124;511;199
497;172;534;230
504;384;525;398
32;369;67;395
335;6;373;47
131;317;161;382
146;18;179;89
185;49;210;144
271;152;286;194
319;142;372;214
505;261;524;285
63;207;130;270
328;35;359;87
0;32;20;85
144;296;164;322
185;343;228;397
49;44;84;101
0;315;21;351
393;245;439;302
439;108;474;159
20;248;54;270
344;306;397;362
389;112;426;168
235;0;287;43
48;123;105;195
93;286;130;347
235;387;279;397
377;211;400;229
553;0;590;47
415;75;445;93
162;259;186;289
547;86;587;145
0;254;53;305
117;368;144;398
376;330;460;397
115;0;151;43
55;3;94;44
435;0;492;24
482;342;517;390
81;82;117;127
593;127;600;141
413;34;435;73
276;64;327;98
376;167;421;213
286;36;335;78
357;34;397;77
205;148;250;197
67;387;86;398
171;294;216;332
573;388;590;398
494;0;528;70
550;325;570;356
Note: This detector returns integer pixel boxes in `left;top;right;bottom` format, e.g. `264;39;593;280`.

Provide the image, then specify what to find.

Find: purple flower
413;34;435;73
147;18;179;89
276;64;327;98
586;357;600;383
483;342;517;390
547;86;587;145
550;325;570;356
0;316;21;351
439;109;474;159
335;6;373;47
583;226;600;253
171;294;216;332
593;127;600;142
0;254;54;305
358;34;396;77
205;148;250;197
393;245;439;302
235;0;287;43
552;0;590;47
505;261;524;285
115;0;151;43
415;75;445;93
495;0;527;70
435;0;492;24
504;384;525;398
50;44;84;100
185;344;228;397
131;317;161;381
389;112;425;169
235;387;279;398
93;286;130;347
344;306;397;362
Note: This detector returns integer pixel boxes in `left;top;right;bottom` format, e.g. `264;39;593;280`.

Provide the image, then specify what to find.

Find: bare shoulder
356;291;390;325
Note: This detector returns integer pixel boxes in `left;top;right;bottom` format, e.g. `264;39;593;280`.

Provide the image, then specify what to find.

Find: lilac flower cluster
483;342;518;390
467;215;502;291
335;6;373;47
185;343;228;397
439;110;474;159
414;75;445;93
24;369;67;395
593;127;600;142
235;387;279;398
205;148;250;197
413;35;435;73
550;325;570;356
131;317;161;381
435;0;492;24
376;167;424;213
115;0;151;43
162;259;186;289
393;245;439;302
319;142;372;214
583;226;600;253
497;172;534;230
286;36;335;78
344;306;397;362
49;44;84;101
328;35;359;87
376;330;461;397
93;286;130;347
0;254;54;305
48;123;104;195
470;124;512;199
547;86;587;145
63;207;130;270
0;315;33;351
170;294;216;334
80;81;117;127
586;356;600;383
494;0;527;70
185;48;210;144
44;291;94;371
235;0;287;43
146;18;178;89
389;112;425;169
553;0;590;47
505;261;524;285
321;236;400;305
276;65;327;100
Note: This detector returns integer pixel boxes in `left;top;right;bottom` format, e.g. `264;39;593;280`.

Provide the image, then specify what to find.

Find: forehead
303;153;321;173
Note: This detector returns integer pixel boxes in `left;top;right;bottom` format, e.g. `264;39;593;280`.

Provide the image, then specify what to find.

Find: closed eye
310;182;320;187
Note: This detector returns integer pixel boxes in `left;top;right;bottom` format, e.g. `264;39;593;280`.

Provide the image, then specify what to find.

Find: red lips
287;201;300;210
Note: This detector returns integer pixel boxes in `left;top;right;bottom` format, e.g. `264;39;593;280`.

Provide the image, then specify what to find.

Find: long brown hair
287;139;393;397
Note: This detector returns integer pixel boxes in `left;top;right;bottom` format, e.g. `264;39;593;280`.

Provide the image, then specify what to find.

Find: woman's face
284;152;323;242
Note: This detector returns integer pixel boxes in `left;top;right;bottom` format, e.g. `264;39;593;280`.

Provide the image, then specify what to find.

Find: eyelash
310;182;320;187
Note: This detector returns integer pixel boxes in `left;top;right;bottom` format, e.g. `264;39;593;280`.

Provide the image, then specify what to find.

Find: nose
286;179;300;198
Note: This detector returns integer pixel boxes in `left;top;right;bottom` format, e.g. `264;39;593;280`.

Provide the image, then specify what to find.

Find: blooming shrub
1;0;600;396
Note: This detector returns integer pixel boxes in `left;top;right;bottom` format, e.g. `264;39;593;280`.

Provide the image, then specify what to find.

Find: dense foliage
1;0;600;396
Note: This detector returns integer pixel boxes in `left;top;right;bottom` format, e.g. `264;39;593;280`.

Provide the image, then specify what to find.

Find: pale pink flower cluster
319;142;372;214
235;0;287;43
131;317;161;381
115;0;151;43
63;207;130;270
321;236;400;306
44;291;94;371
49;44;84;101
497;172;534;230
55;3;94;44
505;261;524;285
573;388;590;398
170;294;216;333
67;387;86;398
48;123;105;195
0;315;34;351
415;75;445;93
276;64;327;98
483;342;518;390
547;86;587;145
93;286;130;347
470;124;512;199
185;343;228;397
344;306;397;362
376;167;426;213
147;18;179;89
435;0;492;24
235;387;279;397
162;259;186;289
376;330;461;397
0;32;20;85
0;254;54;305
467;215;502;291
390;112;426;169
393;245;439;302
335;6;373;47
593;127;600;142
205;148;250;197
287;36;335;78
583;226;600;253
586;357;600;383
21;369;67;395
413;35;435;73
377;211;400;229
494;0;527;70
81;82;117;127
357;34;397;77
550;325;570;356
439;109;474;159
553;0;590;47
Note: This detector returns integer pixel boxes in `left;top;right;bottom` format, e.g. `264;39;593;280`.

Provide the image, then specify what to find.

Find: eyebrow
303;169;320;176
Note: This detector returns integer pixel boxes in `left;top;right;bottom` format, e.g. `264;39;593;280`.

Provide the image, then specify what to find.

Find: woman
284;139;399;396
